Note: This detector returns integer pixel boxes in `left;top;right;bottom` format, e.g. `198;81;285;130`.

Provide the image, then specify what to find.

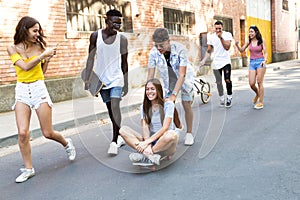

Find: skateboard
81;68;106;96
132;155;172;171
132;162;157;171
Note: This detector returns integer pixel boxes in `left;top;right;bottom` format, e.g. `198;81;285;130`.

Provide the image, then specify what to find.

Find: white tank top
95;29;124;89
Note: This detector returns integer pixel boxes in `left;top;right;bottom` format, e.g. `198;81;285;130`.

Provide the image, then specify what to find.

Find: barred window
282;0;289;11
163;8;195;35
214;16;233;35
65;0;133;33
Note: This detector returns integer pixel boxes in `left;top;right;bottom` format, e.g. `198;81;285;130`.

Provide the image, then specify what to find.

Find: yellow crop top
10;53;44;83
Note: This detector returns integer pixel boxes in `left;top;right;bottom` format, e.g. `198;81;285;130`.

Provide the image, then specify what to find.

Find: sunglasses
109;20;122;27
250;25;257;28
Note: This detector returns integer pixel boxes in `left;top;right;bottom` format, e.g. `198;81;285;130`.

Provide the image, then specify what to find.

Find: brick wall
272;0;298;53
0;1;89;85
0;0;247;86
271;0;298;61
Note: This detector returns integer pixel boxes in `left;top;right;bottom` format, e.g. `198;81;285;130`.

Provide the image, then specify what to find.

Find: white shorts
12;80;53;110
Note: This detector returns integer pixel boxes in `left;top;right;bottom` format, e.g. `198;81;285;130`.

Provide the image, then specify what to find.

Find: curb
0;103;141;148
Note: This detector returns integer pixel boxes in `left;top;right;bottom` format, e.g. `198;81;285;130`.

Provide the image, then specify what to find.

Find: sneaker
117;135;125;148
184;133;194;146
65;138;76;161
225;97;232;108
129;153;155;165
219;99;225;107
148;154;161;165
254;102;264;110
107;142;118;155
219;96;225;107
129;153;147;162
175;125;184;137
253;95;259;104
15;168;35;183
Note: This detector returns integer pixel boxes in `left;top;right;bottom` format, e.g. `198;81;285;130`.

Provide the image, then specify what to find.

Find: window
213;16;233;36
282;0;289;11
163;8;195;35
65;0;133;34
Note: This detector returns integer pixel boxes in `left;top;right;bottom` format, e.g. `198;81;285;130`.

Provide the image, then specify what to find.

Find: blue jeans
249;58;265;70
99;87;122;103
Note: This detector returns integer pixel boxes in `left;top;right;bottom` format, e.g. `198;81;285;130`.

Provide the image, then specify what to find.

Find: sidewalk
1;59;299;148
0;86;145;148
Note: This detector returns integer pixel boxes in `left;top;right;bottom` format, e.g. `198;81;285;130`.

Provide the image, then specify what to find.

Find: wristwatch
172;91;178;96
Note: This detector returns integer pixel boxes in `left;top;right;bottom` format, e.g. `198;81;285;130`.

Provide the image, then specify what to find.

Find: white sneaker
129;153;146;162
117;135;125;148
65;138;76;161
148;154;161;165
175;125;184;138
107;142;118;155
184;133;194;146
219;96;225;107
15;168;35;183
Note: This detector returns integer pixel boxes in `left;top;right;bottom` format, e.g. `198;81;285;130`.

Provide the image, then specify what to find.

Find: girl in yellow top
7;16;76;183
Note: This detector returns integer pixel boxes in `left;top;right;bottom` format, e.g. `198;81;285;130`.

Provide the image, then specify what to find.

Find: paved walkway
1;59;299;148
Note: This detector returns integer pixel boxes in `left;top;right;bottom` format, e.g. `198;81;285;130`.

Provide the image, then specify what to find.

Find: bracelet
172;91;178;96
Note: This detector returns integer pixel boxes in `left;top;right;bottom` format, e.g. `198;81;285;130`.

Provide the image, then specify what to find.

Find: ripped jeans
213;64;232;97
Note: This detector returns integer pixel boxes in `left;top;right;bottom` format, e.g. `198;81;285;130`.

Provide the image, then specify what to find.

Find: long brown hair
249;25;263;46
13;16;47;49
143;78;165;125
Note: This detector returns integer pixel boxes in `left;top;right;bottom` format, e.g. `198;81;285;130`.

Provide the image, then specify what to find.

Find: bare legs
182;101;193;134
16;102;68;169
119;126;178;157
15;103;32;169
119;126;143;149
152;130;178;156
256;68;266;103
249;68;266;104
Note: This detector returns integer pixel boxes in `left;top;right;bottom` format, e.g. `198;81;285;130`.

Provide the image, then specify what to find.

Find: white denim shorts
12;80;53;110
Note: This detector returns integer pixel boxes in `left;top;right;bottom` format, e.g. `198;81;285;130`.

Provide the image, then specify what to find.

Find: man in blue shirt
147;28;195;145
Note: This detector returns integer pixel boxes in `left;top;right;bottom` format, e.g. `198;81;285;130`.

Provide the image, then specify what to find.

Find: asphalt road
1;64;300;200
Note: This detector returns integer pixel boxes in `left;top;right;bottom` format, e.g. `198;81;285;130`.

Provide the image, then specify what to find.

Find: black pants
213;64;232;97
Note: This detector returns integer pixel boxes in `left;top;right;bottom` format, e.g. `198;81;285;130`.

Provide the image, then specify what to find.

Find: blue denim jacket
148;41;195;95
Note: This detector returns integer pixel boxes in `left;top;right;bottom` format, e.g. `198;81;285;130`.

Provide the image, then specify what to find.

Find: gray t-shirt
140;101;175;134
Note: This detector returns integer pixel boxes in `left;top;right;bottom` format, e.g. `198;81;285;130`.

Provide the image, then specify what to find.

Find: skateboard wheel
151;166;156;171
167;156;172;160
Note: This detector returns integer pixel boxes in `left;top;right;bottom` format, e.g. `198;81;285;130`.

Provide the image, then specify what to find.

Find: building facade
271;0;299;61
0;0;297;112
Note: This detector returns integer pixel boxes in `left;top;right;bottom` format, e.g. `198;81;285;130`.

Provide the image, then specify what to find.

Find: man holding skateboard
84;9;128;155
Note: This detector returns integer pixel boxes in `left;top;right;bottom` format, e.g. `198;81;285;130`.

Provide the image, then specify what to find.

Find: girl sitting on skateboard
119;78;178;165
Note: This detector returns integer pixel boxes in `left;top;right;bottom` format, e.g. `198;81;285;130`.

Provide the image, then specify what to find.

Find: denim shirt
148;41;195;95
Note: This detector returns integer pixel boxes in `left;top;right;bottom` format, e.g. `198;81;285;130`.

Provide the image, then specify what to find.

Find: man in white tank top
84;9;128;155
200;21;233;108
